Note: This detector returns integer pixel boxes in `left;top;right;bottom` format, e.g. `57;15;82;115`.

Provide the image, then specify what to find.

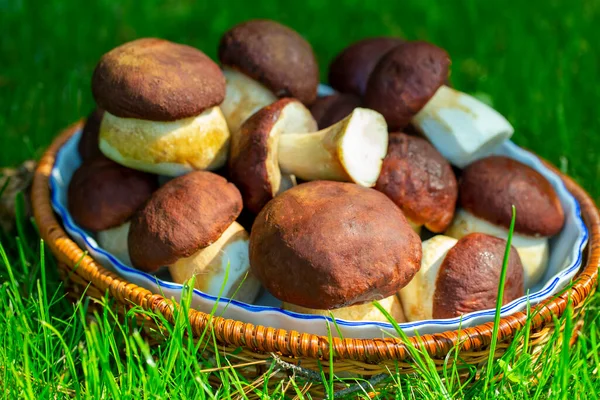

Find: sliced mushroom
328;37;404;97
229;98;389;213
128;171;260;303
218;19;319;158
249;181;421;322
399;233;524;321
375;133;457;234
445;156;565;287
365;41;514;168
93;38;230;176
67;157;158;265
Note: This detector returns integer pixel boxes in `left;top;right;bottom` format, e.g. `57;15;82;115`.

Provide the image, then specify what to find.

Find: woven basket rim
31;120;600;362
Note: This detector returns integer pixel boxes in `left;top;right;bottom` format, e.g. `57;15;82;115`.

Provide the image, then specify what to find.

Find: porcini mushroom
229;98;316;214
128;171;260;303
92;38;230;176
218;19;319;157
375;133;457;234
309;93;362;129
445;156;565;288
365;41;514;168
249;181;421;323
229;98;389;213
67;157;158;265
399;233;524;321
328;36;404;97
78;108;105;162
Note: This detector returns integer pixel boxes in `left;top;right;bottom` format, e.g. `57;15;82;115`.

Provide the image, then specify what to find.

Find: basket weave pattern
33;121;599;385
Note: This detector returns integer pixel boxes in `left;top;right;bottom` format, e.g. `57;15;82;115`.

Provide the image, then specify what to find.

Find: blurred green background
1;0;599;198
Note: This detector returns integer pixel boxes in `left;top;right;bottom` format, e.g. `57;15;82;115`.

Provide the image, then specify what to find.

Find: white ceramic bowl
50;85;588;339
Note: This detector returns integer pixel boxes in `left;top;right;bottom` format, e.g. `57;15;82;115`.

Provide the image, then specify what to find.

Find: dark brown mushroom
249;180;421;322
78;108;105;161
127;170;260;302
364;41;450;131
309;93;362;129
328;37;404;97
445;155;565;287
375;133;457;233
92;38;230;175
399;234;524;321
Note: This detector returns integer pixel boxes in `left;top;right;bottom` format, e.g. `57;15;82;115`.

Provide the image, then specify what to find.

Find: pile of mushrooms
67;19;566;322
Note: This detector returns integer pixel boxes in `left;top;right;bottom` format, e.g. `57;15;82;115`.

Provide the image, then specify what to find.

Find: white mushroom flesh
412;85;514;168
277;107;388;187
398;235;458;321
169;221;261;303
220;67;277;157
99;106;230;176
97;221;132;266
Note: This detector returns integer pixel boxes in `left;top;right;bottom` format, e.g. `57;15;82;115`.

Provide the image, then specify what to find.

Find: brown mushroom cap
78;108;105;161
309;93;362;129
375;133;457;232
328;37;404;97
128;171;243;272
364;41;450;130
218;19;319;105
229;98;315;214
92;38;225;121
68;157;158;232
433;233;525;319
459;156;565;236
249;181;422;310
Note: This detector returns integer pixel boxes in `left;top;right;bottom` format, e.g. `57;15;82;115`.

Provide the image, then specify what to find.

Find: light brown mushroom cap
92;38;225;121
128;171;243;272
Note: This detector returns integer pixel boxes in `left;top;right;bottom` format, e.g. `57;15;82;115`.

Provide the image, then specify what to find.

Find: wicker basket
32;120;599;396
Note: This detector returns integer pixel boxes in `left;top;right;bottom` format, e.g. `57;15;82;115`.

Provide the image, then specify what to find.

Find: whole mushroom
93;38;230;176
399;233;525;321
218;19;319;158
365;41;514;168
328;37;405;97
128;171;260;303
375;132;458;234
229;98;389;214
249;181;422;323
445;156;565;288
68;157;158;265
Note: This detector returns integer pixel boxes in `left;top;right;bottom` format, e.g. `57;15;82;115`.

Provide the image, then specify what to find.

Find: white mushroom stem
412;85;514;168
277;108;388;187
99;106;230;176
220;67;278;157
398;235;457;322
169;221;261;303
97;221;132;266
282;294;406;323
445;208;549;288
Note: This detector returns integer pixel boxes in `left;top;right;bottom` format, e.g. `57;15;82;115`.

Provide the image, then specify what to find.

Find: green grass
1;0;599;398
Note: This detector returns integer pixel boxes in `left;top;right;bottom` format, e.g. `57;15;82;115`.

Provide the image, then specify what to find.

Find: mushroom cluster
67;19;565;322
